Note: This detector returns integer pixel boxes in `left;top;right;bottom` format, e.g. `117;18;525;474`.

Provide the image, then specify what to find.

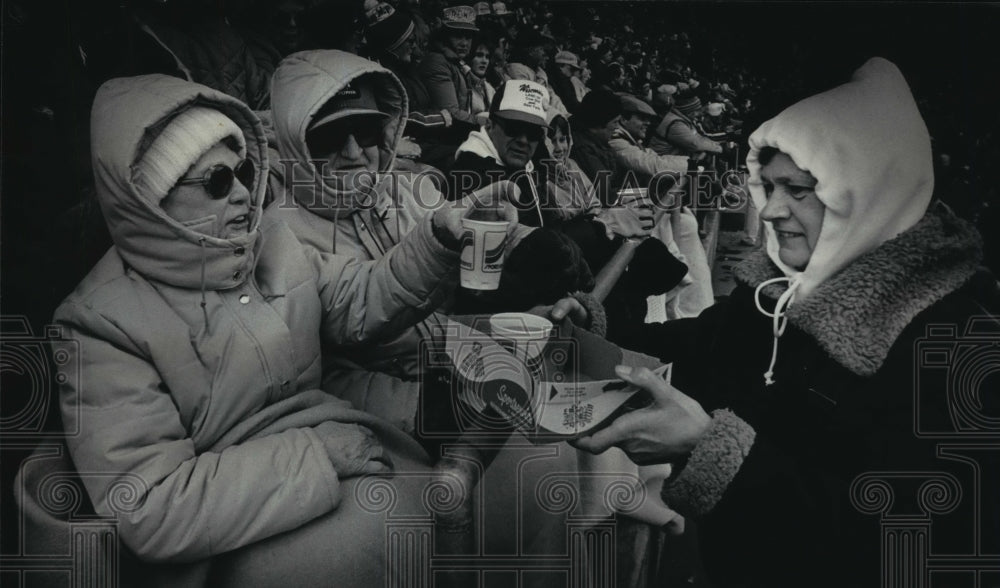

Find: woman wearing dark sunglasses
40;73;518;585
167;144;256;239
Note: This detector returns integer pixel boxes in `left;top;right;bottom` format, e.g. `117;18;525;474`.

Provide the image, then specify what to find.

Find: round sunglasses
176;158;255;199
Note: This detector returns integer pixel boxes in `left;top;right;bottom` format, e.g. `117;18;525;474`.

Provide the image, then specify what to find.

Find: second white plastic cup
489;312;553;364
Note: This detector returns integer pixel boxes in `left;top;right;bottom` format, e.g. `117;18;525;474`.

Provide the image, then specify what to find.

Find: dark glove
455;228;595;314
623;238;689;297
499;228;596;308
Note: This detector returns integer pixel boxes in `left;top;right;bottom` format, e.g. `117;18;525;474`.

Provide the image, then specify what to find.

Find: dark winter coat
649;56;1000;588
570;126;630;208
418;45;478;132
652;205;1000;588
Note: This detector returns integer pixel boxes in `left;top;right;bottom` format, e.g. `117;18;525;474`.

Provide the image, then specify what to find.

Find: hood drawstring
323;171;387;254
753;276;802;386
332;210;338;254
198;236;211;335
524;161;545;228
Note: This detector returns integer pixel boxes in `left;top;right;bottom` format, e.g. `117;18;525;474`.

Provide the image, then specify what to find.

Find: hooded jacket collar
90;75;268;290
734;204;983;376
456;127;504;166
270;50;407;221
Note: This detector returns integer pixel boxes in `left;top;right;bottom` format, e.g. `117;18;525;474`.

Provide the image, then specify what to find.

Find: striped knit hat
136;106;246;202
675;95;703;118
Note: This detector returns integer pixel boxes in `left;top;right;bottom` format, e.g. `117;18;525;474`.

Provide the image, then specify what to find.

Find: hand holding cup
431;180;519;289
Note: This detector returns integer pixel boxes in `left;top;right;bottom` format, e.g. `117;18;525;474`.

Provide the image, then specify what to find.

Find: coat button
239;294;250;304
234;247;246;256
233;270;242;280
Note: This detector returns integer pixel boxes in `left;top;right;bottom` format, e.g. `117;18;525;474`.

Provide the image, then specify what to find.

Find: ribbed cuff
662;409;755;516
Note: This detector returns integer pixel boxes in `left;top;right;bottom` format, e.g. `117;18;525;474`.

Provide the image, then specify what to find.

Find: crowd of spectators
5;2;998;343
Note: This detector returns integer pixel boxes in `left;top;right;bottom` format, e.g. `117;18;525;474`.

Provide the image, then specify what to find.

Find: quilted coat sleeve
661;118;723;155
312;213;459;345
55;304;341;563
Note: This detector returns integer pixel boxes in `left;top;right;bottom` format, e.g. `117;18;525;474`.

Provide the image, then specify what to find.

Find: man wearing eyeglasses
451;82;657;244
448;80;680;330
448;79;558;226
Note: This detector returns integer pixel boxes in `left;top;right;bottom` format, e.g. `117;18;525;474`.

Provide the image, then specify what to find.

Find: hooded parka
267;49;449;431
54;74;458;563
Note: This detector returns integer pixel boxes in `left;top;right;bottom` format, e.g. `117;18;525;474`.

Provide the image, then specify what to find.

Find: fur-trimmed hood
734;204;983;376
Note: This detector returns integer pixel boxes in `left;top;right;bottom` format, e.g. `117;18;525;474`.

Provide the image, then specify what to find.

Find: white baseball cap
490;80;549;127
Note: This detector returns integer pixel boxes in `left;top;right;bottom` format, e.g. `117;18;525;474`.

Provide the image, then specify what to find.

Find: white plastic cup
489;312;553;364
460;218;509;290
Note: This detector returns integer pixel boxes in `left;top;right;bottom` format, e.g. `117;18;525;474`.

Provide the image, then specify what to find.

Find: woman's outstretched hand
528;296;589;326
572;365;711;465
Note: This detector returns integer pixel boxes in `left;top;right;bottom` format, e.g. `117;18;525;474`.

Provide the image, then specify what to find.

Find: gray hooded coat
53;74;456;562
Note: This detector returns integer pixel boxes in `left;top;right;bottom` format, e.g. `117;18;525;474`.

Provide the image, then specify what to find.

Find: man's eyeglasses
176;159;255;199
494;117;544;142
307;117;385;157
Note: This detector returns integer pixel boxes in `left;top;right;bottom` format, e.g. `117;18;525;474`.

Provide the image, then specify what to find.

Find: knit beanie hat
675;95;702;118
136;106;246;202
365;2;415;54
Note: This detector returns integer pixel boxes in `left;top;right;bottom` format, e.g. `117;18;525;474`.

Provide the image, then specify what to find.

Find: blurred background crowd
4;0;999;334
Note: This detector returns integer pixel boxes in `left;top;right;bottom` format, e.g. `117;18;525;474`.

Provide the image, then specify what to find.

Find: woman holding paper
573;57;1000;587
